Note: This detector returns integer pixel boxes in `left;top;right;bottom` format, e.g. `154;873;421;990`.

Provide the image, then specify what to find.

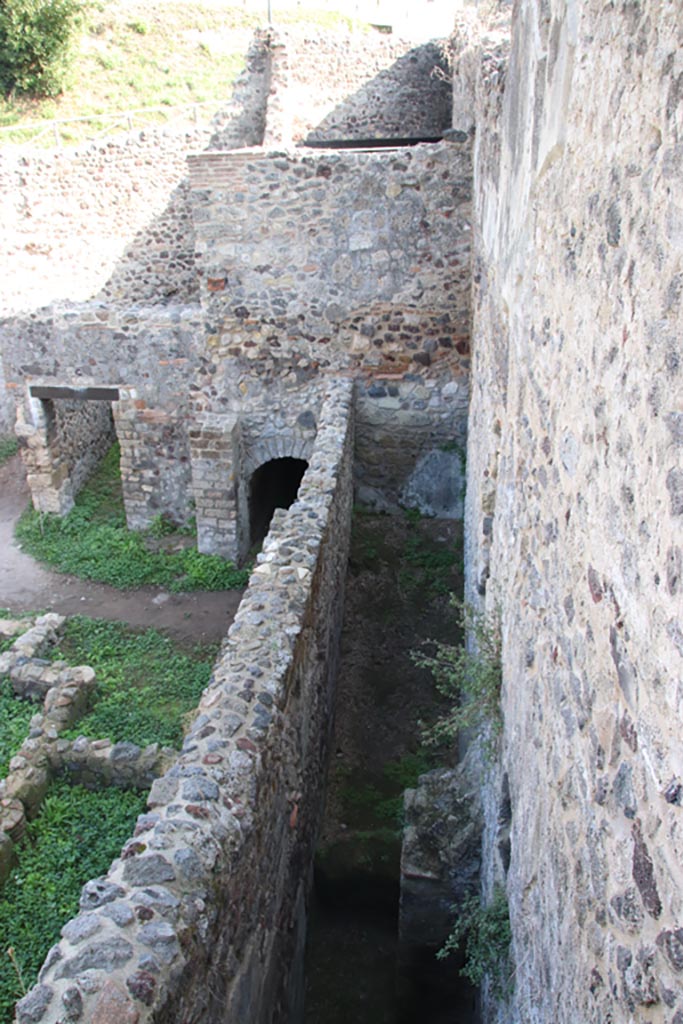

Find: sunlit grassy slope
0;0;368;146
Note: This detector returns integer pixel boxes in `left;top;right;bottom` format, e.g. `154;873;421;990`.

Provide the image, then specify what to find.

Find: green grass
0;438;18;468
0;779;146;1022
0;684;34;779
338;751;435;830
351;506;460;599
0;0;371;146
16;444;249;592
52;616;216;748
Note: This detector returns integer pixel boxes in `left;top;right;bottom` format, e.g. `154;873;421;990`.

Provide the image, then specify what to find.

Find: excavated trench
302;509;478;1024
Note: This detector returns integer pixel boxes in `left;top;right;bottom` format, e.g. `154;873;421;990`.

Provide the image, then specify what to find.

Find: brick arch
243;432;314;478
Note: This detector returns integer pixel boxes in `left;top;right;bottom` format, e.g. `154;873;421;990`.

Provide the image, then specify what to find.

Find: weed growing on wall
0;779;146;1022
0;684;34;779
15;444;249;591
0;437;18;467
438;886;513;999
52;616;216;748
414;598;502;750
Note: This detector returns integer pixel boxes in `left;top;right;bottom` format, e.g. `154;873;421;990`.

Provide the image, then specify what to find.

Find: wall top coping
187;140;471;189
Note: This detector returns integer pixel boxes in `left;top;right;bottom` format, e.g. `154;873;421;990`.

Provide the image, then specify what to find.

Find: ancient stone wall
16;378;354;1024
0;128;211;316
263;29;451;145
465;1;683;1021
3;304;204;525
189;141;472;506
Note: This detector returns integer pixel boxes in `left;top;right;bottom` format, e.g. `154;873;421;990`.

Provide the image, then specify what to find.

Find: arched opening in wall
248;457;308;549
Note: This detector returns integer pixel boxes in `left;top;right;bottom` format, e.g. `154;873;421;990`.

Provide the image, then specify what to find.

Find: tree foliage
0;0;84;98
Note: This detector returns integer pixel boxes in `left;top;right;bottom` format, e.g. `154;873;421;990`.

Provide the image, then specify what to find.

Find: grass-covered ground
0;0;368;146
52;615;217;748
0;438;18;468
16;443;249;591
0;780;147;1022
0;684;34;779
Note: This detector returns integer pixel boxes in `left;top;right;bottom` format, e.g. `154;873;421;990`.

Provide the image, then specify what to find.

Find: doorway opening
248;457;308;548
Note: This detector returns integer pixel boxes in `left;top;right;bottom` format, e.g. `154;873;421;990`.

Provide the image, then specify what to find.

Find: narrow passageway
248;456;308;548
0;455;241;643
304;509;475;1023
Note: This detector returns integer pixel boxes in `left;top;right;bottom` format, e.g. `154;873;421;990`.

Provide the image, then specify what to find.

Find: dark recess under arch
249;456;308;548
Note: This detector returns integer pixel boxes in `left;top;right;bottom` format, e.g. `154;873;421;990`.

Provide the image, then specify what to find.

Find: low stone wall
0;616;176;886
355;375;468;513
16;377;355;1024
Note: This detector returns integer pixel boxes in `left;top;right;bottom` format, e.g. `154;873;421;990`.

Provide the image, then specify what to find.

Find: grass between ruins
0;685;34;779
0;612;215;1017
51;616;217;748
0;438;18;468
0;0;370;146
16;443;249;591
0;780;147;1022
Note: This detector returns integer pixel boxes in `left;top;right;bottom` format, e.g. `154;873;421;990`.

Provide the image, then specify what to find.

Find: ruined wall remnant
0;127;212;317
16;380;354;1024
466;0;683;1021
189;141;472;507
16;395;115;516
2;304;205;526
263;30;451;146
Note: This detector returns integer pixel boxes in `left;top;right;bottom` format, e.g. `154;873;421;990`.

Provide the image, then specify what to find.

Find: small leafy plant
0;684;34;778
0;437;18;467
438;886;513;998
414;598;502;748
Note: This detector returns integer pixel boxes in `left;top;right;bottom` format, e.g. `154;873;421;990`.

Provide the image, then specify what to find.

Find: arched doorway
248;457;308;549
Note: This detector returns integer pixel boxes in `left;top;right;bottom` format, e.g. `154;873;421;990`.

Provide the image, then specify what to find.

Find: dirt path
0;455;243;643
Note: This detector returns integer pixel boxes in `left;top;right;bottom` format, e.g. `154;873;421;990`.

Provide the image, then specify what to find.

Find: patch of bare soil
0;455;242;644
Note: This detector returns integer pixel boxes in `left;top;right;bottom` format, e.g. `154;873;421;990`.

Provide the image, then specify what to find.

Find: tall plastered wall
465;1;683;1021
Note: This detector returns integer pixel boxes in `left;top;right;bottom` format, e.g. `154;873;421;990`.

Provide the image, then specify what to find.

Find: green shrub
0;780;146;1020
53;616;216;748
15;444;249;592
0;0;84;98
414;598;502;750
438;886;513;998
